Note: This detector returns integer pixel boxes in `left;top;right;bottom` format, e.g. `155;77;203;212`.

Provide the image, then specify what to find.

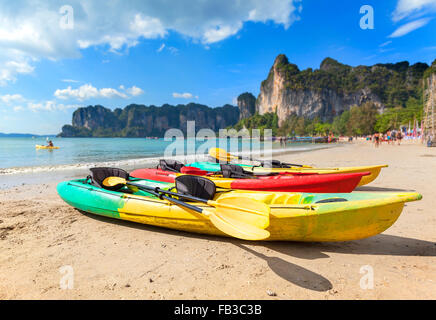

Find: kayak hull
57;179;421;242
130;168;367;193
188;162;387;187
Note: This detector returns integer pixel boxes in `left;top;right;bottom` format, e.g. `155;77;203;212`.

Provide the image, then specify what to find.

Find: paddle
102;176;270;241
209;148;307;168
180;165;317;177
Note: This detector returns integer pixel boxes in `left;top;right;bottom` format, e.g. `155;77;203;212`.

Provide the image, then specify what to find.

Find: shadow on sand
80;210;436;292
233;243;332;291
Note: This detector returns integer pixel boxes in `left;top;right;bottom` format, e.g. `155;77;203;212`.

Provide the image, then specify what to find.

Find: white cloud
127;86;144;96
0;94;25;104
62;79;79;83
28;100;81;112
203;23;242;43
389;18;431;37
0;59;34;85
0;1;301;85
392;0;436;21
54;84;99;101
168;46;179;55
157;43;165;52
100;87;128;99
172;92;198;99
54;83;144;101
379;40;392;47
157;44;179;55
0;92;81;112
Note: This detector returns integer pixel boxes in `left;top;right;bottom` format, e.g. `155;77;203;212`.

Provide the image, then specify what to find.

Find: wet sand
0;140;435;299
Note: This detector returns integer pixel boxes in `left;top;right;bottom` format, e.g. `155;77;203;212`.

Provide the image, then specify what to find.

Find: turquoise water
0;137;331;173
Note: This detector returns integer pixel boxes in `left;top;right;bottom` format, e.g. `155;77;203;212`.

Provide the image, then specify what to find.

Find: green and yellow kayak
57;178;421;241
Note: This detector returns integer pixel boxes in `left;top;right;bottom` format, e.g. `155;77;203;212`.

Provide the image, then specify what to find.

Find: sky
0;0;435;134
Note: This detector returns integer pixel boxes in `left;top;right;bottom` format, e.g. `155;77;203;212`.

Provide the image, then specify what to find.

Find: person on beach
396;131;403;145
373;133;380;148
387;130;391;145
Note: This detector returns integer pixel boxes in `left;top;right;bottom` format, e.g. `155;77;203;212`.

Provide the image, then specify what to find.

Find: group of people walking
370;130;403;148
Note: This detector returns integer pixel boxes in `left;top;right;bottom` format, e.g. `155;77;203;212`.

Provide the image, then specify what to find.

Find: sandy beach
1;140;435;300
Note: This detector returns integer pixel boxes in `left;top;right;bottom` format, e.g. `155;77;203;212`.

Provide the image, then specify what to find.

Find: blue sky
0;0;435;134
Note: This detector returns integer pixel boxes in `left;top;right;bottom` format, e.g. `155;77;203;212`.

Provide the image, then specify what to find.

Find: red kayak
130;168;370;193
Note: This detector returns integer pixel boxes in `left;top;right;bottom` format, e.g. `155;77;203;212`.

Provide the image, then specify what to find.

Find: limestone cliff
256;54;428;125
59;103;239;137
237;92;256;120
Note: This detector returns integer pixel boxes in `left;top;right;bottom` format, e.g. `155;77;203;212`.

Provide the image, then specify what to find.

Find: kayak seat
89;167;130;191
261;160;291;168
158;159;184;172
220;164;255;179
175;175;216;200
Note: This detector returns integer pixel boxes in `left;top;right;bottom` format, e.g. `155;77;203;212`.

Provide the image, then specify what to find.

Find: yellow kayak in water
35;144;60;150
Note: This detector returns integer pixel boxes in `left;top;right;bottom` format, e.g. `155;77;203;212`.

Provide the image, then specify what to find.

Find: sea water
0;137;334;174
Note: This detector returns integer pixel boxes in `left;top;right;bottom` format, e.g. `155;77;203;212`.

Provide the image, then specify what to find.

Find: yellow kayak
35;144;60;150
204;148;387;186
247;164;388;187
57;178;421;242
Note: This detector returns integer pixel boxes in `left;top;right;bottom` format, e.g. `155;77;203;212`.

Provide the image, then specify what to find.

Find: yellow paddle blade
208;197;270;229
205;209;270;241
209;148;237;162
102;176;127;187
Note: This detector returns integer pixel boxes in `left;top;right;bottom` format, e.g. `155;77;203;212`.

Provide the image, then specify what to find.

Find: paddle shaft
238;156;303;168
126;181;210;205
127;181;273;218
128;181;208;214
214;150;303;167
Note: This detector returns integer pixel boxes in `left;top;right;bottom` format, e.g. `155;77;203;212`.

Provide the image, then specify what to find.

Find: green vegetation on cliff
423;59;436;79
232;112;279;136
232;98;424;137
266;54;428;108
